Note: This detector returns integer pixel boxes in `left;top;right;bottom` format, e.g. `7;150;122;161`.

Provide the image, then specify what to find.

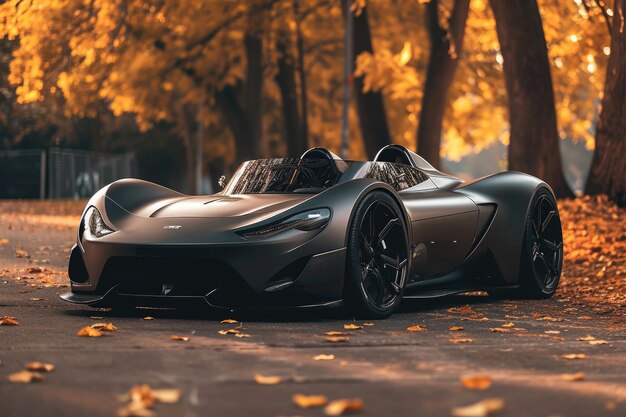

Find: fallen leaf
27;267;44;273
29;297;45;301
578;316;592;320
218;329;240;335
448;305;473;314
502;322;515;328
537;316;563;322
18;290;32;294
452;398;505;417
324;331;346;336
151;389;181;403
91;323;117;331
343;324;363;330
450;338;473;344
363;322;375;327
561;372;586;381
117;384;180;417
254;374;281;385
544;330;561;334
170;335;189;342
0;316;18;325
26;362;55;372
313;354;335;361
324;398;364;416
589;340;608;345
407;325;426;332
461;375;492;390
142;316;154;321
489;328;510;333
0;238;9;245
8;371;45;384
90;316;106;320
293;393;328;408
235;333;251;338
220;319;238;324
562;353;586;359
449;326;464;331
325;336;349;343
77;326;102;337
577;335;596;341
15;248;30;258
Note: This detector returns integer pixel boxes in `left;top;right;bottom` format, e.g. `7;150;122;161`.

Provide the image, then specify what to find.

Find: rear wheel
344;191;409;318
491;188;563;299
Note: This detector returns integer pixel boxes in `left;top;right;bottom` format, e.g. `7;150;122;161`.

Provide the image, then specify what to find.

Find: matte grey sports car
61;145;563;318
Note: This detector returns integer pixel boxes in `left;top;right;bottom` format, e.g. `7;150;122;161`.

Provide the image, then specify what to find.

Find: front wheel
344;191;409;318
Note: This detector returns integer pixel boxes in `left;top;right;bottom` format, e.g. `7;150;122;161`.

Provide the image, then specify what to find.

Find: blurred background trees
0;0;623;204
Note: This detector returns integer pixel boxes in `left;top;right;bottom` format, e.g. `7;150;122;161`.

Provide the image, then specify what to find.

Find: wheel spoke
376;218;399;246
536;252;557;277
389;281;401;294
379;253;407;270
540;210;555;233
541;238;562;252
360;232;374;258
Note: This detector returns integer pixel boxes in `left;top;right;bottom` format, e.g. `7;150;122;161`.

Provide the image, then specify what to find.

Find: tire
344;191;409;318
492;188;563;299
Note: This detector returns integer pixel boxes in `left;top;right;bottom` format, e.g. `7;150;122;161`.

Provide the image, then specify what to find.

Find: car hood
113;194;312;219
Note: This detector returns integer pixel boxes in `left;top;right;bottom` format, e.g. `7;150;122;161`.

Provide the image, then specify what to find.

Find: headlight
82;207;115;238
239;208;330;239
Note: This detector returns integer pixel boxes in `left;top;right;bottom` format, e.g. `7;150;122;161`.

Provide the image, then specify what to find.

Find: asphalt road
1;210;626;417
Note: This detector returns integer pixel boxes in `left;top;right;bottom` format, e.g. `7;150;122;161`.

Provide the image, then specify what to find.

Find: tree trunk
294;0;309;150
585;0;626;206
490;0;573;198
353;6;392;159
416;0;470;169
214;3;266;166
276;36;306;156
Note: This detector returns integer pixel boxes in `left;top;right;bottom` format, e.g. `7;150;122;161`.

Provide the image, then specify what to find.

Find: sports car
61;145;563;318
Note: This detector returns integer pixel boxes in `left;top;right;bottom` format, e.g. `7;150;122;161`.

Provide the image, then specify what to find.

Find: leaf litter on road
324;398;364;416
25;362;55;372
293;393;328;408
170;335;189;342
406;325;426;332
452;398;505;417
0;316;18;325
117;384;180;417
77;326;102;337
254;374;281;385
461;375;492;390
313;354;335;361
8;371;45;384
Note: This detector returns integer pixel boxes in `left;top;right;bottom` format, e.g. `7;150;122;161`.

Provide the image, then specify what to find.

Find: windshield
224;158;350;194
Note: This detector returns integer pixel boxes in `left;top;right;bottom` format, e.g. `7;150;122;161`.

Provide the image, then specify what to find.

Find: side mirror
218;175;227;189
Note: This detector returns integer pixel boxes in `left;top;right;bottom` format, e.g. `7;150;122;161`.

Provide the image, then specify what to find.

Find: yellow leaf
91;323;117;331
452;398;505;417
77;326;102;337
449;326;464;331
293;393;328;408
143;316;154;321
325;336;349;343
0;316;18;325
254;374;281;385
220;319;238;324
29;298;45;301
502;322;515;328
8;371;45;384
26;362;55;372
363;322;375;327
0;238;9;245
313;354;335;361
170;335;189;342
589;340;608;345
151;389;180;404
324;398;364;416
407;325;426;332
218;329;240;335
396;42;412;66
461;375;492;390
577;335;595;341
343;324;363;330
324;331;346;336
562;353;586;360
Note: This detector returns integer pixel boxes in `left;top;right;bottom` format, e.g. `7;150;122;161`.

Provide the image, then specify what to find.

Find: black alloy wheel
345;191;409;318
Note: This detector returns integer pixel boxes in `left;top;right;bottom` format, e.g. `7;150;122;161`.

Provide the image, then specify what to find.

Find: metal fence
0;148;136;199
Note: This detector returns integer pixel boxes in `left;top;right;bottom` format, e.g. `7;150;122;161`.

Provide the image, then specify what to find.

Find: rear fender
455;171;553;283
